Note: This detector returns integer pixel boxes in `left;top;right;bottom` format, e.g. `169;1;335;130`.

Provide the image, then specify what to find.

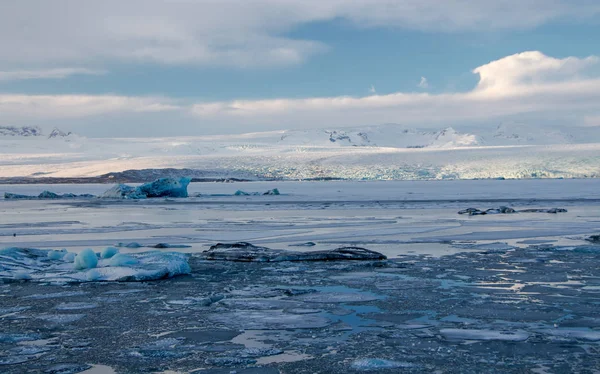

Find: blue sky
1;1;600;136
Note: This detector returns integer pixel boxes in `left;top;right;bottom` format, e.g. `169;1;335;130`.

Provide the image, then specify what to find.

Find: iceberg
0;247;191;283
99;177;191;199
73;249;98;270
136;177;191;198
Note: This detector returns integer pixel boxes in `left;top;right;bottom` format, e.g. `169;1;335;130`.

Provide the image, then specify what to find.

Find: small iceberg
0;247;191;283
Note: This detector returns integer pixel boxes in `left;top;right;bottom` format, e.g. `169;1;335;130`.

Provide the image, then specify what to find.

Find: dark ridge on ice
586;235;600;243
458;206;568;215
204;242;387;262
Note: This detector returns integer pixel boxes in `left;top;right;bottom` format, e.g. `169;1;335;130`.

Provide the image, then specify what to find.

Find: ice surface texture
204;242;386;262
0;247;190;282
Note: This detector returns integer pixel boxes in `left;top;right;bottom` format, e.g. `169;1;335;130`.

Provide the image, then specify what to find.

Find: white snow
0;124;599;180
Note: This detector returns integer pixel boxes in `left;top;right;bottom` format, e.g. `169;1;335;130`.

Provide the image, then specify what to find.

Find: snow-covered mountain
277;126;483;148
0;124;598;180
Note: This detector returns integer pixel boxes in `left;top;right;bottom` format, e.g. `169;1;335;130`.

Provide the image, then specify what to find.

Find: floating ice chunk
351;359;415;370
4;191;95;199
263;188;280;195
234;190;250;196
37;314;86;323
13;271;32;280
63;252;76;262
0;247;191;282
55;302;98;310
585;235;600;244
117;242;143;248
101;247;119;259
73;249;98;270
38;190;60;199
536;328;600;341
136;177;191;198
109;253;138;267
3;192;30;199
100;177;191;199
87;269;102;281
208;310;332;330
47;250;66;260
440;328;530;341
100;184;146;199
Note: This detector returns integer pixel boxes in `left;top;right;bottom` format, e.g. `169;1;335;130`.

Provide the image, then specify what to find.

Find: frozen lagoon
1;179;600;373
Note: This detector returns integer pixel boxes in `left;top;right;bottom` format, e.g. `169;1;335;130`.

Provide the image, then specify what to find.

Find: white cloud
0;1;598;68
583;115;600;127
369;85;377;94
0;68;106;81
190;51;600;127
418;77;428;89
0;94;180;119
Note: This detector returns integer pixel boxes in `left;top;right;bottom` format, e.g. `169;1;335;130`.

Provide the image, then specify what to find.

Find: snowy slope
0;124;598;180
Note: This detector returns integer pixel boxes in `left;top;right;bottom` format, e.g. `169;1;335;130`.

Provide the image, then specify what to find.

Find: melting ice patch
440;328;530;342
0;247;190;283
351;359;416;370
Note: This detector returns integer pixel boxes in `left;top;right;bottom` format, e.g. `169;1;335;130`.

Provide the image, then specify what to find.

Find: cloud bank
1;51;598;135
0;1;599;69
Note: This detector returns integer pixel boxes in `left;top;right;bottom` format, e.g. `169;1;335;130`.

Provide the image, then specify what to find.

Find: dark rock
458;208;486;215
519;208;568;213
289;241;317;247
205;242;386;262
586;235;600;244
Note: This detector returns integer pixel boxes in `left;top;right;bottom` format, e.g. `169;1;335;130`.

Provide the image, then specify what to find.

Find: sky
0;0;600;137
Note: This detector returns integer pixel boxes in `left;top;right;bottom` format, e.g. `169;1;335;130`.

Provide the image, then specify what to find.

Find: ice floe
440;328;530;342
351;359;415;370
0;247;191;283
203;242;386;262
